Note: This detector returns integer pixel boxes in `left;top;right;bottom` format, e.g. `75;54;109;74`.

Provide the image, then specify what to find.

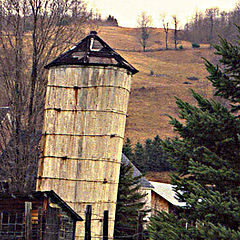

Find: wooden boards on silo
37;65;132;239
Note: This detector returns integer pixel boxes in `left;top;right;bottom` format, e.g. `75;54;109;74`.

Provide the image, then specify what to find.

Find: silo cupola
45;31;138;74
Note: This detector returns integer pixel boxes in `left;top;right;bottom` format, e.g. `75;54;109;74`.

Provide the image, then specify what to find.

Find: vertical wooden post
38;207;44;240
25;202;32;240
85;205;92;240
103;210;108;240
0;212;3;231
137;212;144;240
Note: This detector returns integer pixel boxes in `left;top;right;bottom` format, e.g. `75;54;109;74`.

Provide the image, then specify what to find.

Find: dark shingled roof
0;190;83;221
121;154;153;188
45;31;138;75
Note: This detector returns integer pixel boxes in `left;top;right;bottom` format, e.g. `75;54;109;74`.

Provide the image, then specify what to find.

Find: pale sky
87;0;238;28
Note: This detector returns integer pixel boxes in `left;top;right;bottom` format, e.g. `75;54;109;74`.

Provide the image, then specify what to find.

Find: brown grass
145;171;172;184
98;26;216;143
0;25;215;144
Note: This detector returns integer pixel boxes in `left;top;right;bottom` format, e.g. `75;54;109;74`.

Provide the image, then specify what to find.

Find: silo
36;31;138;239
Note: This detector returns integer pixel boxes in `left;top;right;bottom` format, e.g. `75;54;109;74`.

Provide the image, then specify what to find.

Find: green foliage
106;15;118;26
179;45;183;49
192;43;200;48
133;141;146;172
122;138;134;160
123;136;173;173
114;162;147;240
148;29;240;239
204;28;240;112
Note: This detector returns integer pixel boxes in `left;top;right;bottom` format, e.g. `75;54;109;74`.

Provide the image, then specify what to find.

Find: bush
192;43;200;48
179;45;183;49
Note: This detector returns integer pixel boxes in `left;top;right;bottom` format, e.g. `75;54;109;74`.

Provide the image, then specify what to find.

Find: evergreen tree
148;30;240;239
124;137;173;173
133;141;146;173
114;162;147;240
144;138;153;171
122;138;134;160
150;135;172;172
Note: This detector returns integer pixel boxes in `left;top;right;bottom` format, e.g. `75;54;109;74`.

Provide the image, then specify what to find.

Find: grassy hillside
98;26;215;143
0;25;215;144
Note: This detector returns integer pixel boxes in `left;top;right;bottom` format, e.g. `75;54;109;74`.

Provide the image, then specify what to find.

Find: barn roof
121;154;153;188
45;31;138;75
0;190;83;221
150;181;186;207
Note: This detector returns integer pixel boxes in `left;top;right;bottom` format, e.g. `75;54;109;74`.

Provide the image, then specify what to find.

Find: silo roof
45;31;138;75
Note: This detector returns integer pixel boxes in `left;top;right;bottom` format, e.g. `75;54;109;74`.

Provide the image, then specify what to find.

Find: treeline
88;10;119;27
181;3;240;44
122;136;174;174
3;4;119;32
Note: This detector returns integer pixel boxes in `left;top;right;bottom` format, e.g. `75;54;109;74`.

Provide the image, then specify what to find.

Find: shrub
192;43;200;48
179;45;183;49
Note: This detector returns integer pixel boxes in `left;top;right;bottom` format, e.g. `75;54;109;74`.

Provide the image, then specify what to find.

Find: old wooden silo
36;31;138;239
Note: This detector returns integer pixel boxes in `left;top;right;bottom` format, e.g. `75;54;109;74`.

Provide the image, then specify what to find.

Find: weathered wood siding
37;66;132;240
151;191;169;213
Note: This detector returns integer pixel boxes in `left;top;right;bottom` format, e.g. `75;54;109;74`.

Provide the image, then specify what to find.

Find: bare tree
137;12;152;52
161;15;169;50
205;8;219;48
0;0;87;192
172;15;179;49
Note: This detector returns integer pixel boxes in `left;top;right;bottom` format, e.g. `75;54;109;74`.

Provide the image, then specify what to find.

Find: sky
86;0;238;28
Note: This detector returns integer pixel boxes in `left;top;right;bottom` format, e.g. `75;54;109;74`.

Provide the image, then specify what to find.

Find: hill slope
98;26;215;143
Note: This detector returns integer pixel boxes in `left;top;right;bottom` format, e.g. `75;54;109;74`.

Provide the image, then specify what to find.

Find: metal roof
121;154;153;188
150;181;186;207
45;31;138;75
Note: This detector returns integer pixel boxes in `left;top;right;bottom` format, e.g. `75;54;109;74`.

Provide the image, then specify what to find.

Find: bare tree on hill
0;0;87;193
137;12;152;52
205;8;219;48
161;15;169;50
172;15;179;49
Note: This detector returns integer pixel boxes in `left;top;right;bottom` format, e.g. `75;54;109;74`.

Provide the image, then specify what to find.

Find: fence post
103;210;108;240
85;205;92;240
38;207;44;240
25;202;32;240
137;212;144;240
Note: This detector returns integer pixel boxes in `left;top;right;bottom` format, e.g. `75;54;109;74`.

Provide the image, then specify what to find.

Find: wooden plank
0;212;2;231
137;212;144;240
85;205;92;240
25;202;32;240
37;66;132;240
103;210;108;240
38;207;44;240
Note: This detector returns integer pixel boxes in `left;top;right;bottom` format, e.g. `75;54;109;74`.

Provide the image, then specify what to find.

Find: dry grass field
98;26;216;143
0;25;216;145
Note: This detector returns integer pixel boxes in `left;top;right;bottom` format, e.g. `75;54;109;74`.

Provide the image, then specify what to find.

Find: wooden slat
25;202;32;240
37;65;132;240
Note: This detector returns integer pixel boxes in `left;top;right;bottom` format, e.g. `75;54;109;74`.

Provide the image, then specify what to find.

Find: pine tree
151;135;172;172
144;138;153;171
114;162;147;240
124;137;173;173
122;138;134;160
148;30;240;239
133;142;146;173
